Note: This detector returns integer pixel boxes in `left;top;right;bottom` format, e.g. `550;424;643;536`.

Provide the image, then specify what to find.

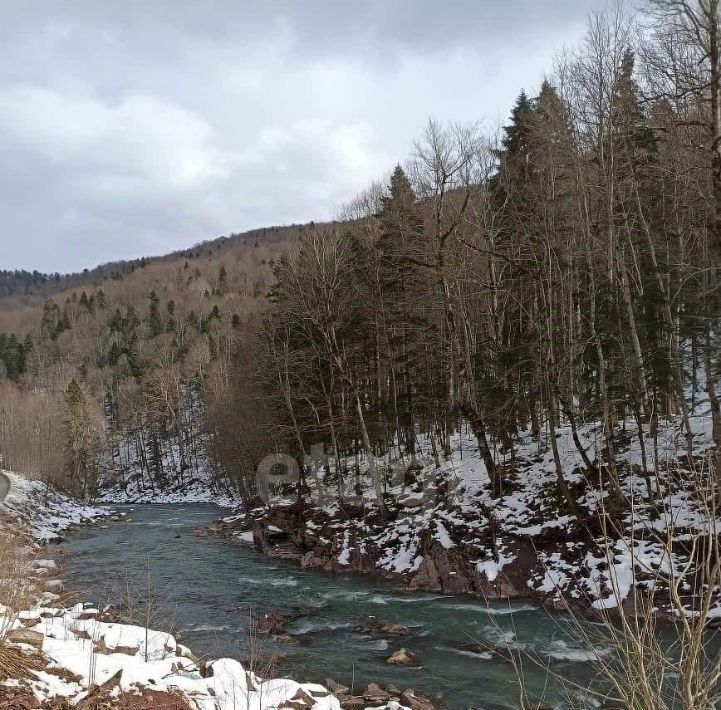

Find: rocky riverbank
205;501;539;603
204;412;721;622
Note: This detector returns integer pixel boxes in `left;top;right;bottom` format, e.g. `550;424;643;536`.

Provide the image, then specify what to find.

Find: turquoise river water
59;504;603;709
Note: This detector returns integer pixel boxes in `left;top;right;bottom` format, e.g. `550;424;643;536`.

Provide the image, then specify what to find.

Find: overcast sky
0;0;605;273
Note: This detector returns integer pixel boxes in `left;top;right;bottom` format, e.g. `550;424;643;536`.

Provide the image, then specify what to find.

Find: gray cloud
0;0;603;273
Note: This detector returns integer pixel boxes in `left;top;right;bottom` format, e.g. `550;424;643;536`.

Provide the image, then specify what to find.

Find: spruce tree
376;166;427;458
217;265;228;295
166;300;177;333
147;291;163;338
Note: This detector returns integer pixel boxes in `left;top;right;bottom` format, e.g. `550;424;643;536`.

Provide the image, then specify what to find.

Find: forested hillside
0;226;306;497
0;224;303;301
1;0;721;540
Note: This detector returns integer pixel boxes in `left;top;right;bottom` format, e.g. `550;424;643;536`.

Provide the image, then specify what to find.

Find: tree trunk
459;400;499;496
548;394;583;518
356;394;387;518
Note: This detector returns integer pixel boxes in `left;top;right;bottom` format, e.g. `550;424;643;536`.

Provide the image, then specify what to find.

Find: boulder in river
400;689;436;710
256;610;287;635
386;648;420;666
363;683;390;703
358;616;409;635
458;641;495;657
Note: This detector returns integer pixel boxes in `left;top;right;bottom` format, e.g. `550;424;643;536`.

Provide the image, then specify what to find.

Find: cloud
0;87;226;189
0;83;390;270
251;120;390;193
0;0;607;272
0;85;388;203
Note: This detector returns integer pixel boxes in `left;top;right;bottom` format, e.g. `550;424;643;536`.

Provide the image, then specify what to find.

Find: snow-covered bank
0;603;344;710
1;598;437;710
213;403;721;617
0;471;112;542
97;467;239;508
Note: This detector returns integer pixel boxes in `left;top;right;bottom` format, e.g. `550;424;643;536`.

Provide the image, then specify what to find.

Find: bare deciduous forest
0;226;302;493
231;2;721;513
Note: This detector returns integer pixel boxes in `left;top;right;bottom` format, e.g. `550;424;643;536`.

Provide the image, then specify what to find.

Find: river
59;504;602;709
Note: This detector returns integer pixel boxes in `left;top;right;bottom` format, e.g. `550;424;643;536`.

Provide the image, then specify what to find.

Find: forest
0;228;298;495
0;0;720;522
3;2;721;706
226;1;721;518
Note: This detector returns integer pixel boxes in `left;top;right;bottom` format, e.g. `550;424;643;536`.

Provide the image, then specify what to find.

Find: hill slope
0;220;315;496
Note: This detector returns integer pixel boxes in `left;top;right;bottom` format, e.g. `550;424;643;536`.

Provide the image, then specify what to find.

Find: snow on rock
0;604;346;710
375;521;424;574
237;390;721;613
475;549;516;583
530;553;575;596
337;531;353;566
433;521;455;550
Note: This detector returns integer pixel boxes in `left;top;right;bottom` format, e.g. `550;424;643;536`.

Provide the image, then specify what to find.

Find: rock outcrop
231;503;538;602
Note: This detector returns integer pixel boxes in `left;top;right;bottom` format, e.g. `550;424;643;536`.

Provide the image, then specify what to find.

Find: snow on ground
0;603;348;710
0;471;112;542
96;396;241;507
243;378;720;613
97;473;238;507
97;439;239;507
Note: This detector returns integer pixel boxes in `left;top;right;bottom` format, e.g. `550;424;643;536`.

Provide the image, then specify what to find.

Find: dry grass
0;683;39;708
0;529;41;634
44;689;194;710
0;643;45;682
0;527;47;686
